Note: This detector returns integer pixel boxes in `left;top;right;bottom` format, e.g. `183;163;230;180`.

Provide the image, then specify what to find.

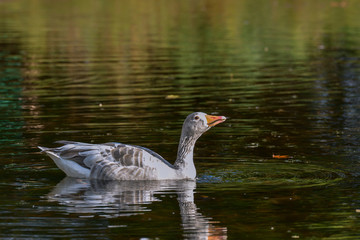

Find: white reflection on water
45;177;227;239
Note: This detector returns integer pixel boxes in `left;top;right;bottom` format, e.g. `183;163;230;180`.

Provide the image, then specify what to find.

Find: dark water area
1;0;360;239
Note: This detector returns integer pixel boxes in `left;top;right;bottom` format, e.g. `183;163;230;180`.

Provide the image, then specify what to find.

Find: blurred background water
1;0;360;239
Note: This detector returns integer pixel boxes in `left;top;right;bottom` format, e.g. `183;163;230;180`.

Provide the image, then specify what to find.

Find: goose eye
194;116;200;120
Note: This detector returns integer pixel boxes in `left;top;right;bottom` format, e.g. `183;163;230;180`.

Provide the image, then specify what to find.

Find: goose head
181;112;226;140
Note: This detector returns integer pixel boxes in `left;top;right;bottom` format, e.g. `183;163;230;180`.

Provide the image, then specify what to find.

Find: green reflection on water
199;162;345;190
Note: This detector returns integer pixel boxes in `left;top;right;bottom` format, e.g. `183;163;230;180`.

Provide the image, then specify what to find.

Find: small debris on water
165;95;180;99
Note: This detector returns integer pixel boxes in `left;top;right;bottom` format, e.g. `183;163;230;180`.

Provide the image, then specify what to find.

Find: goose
39;112;226;180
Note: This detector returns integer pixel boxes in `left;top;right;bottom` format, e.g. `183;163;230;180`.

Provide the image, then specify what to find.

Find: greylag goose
39;112;226;180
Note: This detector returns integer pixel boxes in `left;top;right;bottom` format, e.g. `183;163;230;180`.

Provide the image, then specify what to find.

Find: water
1;0;360;239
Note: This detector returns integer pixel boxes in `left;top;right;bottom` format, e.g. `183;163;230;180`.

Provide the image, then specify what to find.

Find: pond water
1;0;360;239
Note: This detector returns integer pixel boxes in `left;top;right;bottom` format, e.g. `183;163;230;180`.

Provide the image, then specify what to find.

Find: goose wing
41;141;175;180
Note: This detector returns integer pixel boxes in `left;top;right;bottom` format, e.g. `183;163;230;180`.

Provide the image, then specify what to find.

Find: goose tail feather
38;145;90;178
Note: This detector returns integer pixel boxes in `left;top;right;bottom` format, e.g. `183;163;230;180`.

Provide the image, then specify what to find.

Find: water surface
1;0;360;239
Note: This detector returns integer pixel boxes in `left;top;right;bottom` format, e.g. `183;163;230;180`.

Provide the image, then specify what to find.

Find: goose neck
174;135;197;169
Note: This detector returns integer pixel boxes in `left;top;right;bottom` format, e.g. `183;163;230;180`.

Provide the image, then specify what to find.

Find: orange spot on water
272;154;290;159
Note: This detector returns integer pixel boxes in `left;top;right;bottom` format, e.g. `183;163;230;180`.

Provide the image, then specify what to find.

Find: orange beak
205;114;227;127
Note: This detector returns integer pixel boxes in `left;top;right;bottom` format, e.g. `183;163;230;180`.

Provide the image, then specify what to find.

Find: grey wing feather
47;142;100;169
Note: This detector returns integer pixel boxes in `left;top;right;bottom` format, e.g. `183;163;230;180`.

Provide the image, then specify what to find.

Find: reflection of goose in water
39;112;226;180
46;177;227;239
